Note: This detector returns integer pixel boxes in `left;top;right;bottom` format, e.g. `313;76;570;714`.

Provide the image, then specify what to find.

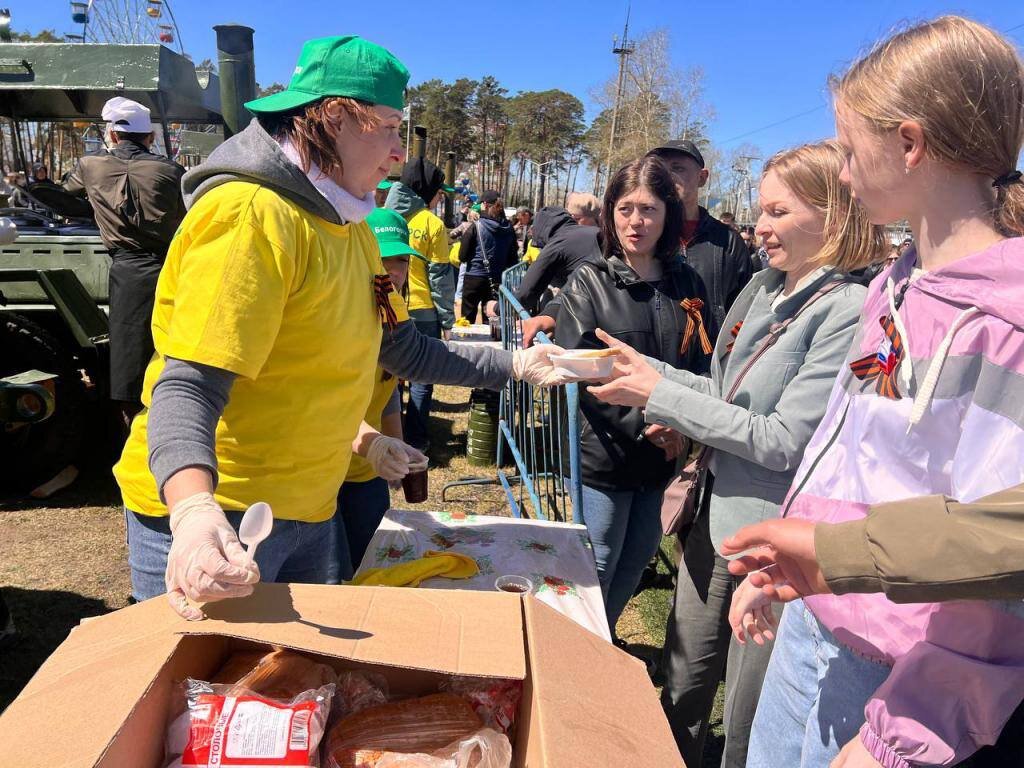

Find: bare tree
587;27;716;190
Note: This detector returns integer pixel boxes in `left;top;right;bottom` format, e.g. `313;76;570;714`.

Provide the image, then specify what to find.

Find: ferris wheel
67;0;185;54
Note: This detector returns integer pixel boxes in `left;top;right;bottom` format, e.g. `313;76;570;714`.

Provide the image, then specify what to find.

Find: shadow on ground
0;586;115;711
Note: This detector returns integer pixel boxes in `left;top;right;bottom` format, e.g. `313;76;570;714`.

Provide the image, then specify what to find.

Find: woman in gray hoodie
588;141;886;768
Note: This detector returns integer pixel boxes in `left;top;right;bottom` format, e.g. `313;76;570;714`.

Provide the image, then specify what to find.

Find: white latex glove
165;492;260;621
512;344;570;387
367;435;428;481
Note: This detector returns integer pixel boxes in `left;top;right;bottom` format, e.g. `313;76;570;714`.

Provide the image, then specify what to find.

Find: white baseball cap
101;96;153;133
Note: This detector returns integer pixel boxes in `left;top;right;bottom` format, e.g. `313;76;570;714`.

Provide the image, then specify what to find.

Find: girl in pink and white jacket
740;16;1024;768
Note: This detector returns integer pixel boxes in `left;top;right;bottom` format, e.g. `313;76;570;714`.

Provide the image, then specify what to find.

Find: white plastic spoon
238;501;273;567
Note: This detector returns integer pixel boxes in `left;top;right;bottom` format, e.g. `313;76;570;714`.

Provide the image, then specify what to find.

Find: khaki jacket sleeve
818;483;1024;603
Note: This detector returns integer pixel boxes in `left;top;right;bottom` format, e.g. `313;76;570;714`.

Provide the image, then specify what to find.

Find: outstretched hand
720;519;831;603
586;328;663;408
728;576;778;645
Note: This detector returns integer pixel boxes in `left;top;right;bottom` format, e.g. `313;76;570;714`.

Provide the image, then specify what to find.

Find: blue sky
11;0;1024;160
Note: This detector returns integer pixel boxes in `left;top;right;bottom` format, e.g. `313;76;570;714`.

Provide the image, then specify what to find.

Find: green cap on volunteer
245;36;410;114
366;208;427;261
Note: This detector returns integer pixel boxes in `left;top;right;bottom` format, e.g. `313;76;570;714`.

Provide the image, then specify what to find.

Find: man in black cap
647;139;752;341
458;190;517;322
64;96;186;429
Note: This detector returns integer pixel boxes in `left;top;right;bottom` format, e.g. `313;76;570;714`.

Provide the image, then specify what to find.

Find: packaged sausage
438;678;522;736
165;678;334;768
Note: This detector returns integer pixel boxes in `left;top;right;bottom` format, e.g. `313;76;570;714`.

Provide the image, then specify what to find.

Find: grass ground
0;384;723;764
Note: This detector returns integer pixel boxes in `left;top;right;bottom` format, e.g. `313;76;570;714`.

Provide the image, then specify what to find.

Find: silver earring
904;166;911;175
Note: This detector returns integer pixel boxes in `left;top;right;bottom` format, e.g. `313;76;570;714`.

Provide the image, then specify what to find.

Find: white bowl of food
549;348;619;380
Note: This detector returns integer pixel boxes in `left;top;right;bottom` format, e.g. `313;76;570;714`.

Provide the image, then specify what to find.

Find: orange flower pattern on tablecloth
516;539;558;556
375;543;415;563
532;574;579;598
436;511;478;523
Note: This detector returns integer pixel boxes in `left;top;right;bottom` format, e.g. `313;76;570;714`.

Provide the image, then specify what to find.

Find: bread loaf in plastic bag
325;693;482;768
216;648;339;700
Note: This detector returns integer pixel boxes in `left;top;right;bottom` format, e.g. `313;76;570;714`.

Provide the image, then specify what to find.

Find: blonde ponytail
996;180;1024;237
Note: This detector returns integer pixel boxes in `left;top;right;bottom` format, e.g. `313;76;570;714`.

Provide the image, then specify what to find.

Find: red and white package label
181;694;319;767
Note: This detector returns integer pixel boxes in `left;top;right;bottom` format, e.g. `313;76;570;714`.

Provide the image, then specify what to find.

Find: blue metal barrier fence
496;263;583;523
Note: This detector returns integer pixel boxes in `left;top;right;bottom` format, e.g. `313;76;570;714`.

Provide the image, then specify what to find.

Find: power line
718;104;827;146
717;19;1024;148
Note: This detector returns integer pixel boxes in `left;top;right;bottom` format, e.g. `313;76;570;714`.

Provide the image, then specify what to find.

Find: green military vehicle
0;25;255;493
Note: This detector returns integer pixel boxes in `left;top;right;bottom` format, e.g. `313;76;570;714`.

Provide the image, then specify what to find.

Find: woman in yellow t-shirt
114;36;571;620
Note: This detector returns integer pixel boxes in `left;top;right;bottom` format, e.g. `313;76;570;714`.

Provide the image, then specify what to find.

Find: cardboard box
0;583;684;767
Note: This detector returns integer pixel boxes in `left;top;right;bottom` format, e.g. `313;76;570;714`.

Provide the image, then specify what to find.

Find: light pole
731;155;760;223
604;5;634;193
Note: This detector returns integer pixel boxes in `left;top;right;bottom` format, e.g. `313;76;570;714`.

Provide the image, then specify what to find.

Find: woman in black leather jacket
555;156;711;635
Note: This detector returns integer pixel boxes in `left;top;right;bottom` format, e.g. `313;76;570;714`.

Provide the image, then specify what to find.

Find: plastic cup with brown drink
494;575;533;595
402;457;429;504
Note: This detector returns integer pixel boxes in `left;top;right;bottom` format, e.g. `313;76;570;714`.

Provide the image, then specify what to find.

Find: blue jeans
327;477;391;584
125;508;334;602
747;600;893;768
455;262;466;301
580;483;665;633
404;309;441;451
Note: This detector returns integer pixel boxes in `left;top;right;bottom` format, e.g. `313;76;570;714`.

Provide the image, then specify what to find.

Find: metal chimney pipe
412;125;427;159
444;150;456;226
214;24;256;139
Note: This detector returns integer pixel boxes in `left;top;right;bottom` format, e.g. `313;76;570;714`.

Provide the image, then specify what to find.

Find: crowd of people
4;12;1024;768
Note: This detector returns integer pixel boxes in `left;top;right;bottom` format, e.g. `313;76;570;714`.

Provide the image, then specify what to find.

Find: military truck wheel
0;312;86;494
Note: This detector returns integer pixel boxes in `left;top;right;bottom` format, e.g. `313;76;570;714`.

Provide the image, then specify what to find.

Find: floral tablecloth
355;509;611;641
448;324;503;350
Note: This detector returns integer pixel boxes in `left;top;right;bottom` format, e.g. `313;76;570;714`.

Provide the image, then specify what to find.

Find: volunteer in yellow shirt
114;36;571;620
384;158;454;452
329;208;427;582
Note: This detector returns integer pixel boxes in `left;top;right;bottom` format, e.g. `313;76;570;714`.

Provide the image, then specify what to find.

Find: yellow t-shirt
113;181;409;523
406;207;449;312
345;369;399;483
523;242;541;263
449;241;461;267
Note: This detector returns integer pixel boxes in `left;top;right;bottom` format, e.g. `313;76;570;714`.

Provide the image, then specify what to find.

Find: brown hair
762;140;887;271
261;97;381;179
112;130;153;144
601;156;683;261
831;15;1024;236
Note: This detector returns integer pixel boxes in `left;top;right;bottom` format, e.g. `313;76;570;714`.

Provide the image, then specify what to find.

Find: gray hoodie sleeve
148;357;236;500
379;319;512;391
427;261;456;329
382;385;402;417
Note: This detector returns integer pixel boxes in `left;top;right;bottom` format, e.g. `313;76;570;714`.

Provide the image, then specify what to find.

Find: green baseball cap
377;179;394;191
366;208;426;261
245;35;410;114
442;184;456;194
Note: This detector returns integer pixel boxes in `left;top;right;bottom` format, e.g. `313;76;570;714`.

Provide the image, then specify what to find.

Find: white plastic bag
372;728;512;768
